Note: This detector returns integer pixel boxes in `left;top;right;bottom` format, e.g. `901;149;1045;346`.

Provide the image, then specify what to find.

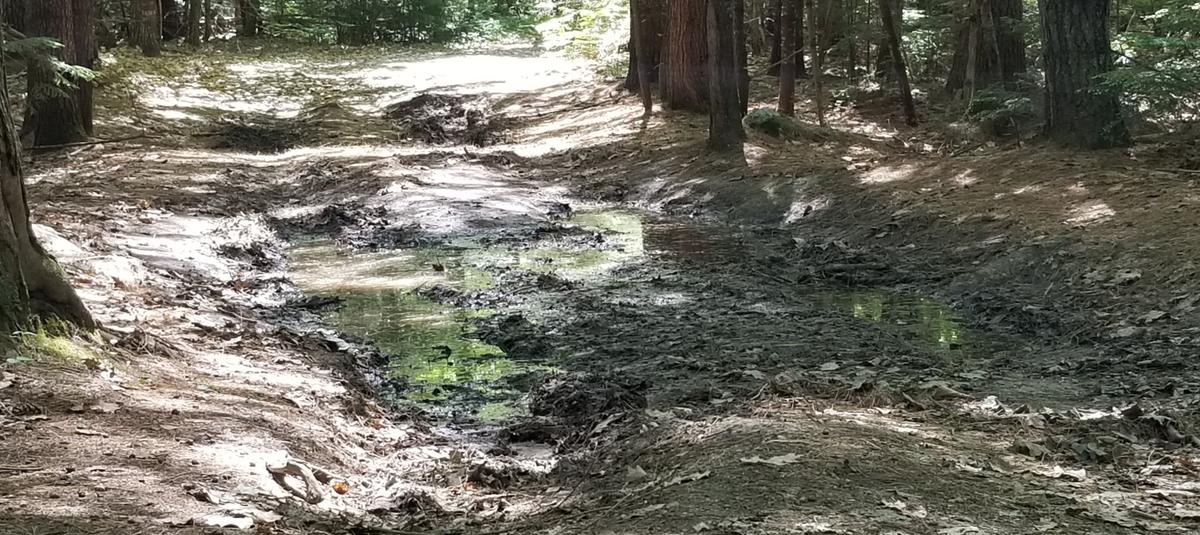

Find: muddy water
289;208;978;421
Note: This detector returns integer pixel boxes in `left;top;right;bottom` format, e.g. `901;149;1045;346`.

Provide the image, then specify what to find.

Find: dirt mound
270;203;427;250
383;93;505;146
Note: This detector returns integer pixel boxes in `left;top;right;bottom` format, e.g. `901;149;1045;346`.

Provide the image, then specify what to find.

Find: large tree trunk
778;0;798;114
1039;0;1129;148
624;0;665;91
186;0;202;46
879;0;918;125
0;21;95;333
945;0;1025;96
661;0;708;112
3;0;24;33
708;0;745;153
23;0;88;147
132;0;162;56
234;0;261;38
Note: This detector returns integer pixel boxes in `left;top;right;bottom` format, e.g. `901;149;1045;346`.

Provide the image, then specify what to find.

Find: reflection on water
817;291;966;350
287;209;647;421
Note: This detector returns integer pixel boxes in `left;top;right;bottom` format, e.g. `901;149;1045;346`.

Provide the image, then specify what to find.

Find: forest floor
3;41;1200;535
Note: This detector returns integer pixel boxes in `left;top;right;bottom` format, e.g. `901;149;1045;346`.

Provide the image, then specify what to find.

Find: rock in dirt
383;93;504;146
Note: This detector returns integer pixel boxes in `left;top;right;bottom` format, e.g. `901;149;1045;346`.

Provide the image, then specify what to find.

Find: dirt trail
2;43;1199;535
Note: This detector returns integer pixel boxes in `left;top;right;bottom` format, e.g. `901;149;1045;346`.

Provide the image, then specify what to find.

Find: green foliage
1104;1;1200;122
259;0;544;45
966;85;1034;125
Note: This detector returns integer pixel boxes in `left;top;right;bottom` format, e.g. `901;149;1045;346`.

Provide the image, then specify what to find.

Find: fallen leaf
740;453;802;466
332;480;350;495
74;428;108;437
818;362;841;372
692;522;712;532
1030;465;1086;481
1141;310;1168;323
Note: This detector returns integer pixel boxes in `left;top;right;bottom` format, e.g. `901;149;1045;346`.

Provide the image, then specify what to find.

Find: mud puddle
289;206;992;421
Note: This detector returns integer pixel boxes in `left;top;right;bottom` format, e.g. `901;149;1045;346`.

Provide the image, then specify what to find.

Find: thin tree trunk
946;0;1025;96
186;0;201;46
24;0;88;147
625;0;664;91
661;0;708;111
0;4;95;332
708;0;745;153
768;0;782;75
132;0;162;56
807;0;826;125
72;0;94;135
779;0;797;115
879;0;917;125
203;0;213;40
795;0;807;76
631;0;653;115
736;0;750;116
1039;0;1129;148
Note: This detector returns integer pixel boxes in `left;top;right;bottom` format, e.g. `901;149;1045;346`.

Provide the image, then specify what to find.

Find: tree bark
779;0;798;115
874;0;902;79
795;0;806;76
23;0;88;147
736;0;750;116
1039;0;1129;148
161;0;183;40
203;0;213;41
0;11;95;333
945;0;1024;96
624;0;664;91
879;0;918;125
630;0;654;115
768;0;782;75
708;0;745;153
235;0;261;38
807;0;827;125
186;0;201;46
661;0;708;112
132;0;162;56
72;0;95;135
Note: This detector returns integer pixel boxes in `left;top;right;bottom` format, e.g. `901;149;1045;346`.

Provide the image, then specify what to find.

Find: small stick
33;134;149;151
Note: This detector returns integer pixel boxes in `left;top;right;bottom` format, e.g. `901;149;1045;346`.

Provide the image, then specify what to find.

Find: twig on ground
33;134;150;151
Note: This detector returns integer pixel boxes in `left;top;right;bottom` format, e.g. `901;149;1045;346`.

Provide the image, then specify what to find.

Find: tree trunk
874;0;902;79
23;0;88;147
1039;0;1129;148
736;0;750;115
945;0;1024;96
661;0;708;112
235;0;261;38
708;0;745;153
768;0;782;75
879;0;918;125
779;0;797;115
624;0;664;91
186;0;201;46
807;0;826;125
72;0;95;135
132;0;162;56
0;20;95;334
630;0;653;115
161;0;183;40
203;0;213;40
795;0;807;76
3;0;24;33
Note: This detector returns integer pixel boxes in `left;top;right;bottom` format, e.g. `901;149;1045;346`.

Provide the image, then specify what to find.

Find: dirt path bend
1;43;1198;535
